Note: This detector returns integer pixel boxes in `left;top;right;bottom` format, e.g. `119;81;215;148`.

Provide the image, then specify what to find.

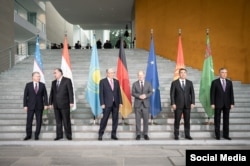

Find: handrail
0;36;37;53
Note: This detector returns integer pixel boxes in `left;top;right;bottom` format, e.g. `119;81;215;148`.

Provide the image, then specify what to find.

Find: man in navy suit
23;72;48;140
49;68;74;140
210;68;234;140
170;68;195;140
98;68;123;140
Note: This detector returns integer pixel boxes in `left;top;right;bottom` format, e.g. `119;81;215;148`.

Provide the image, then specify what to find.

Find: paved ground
0;140;250;166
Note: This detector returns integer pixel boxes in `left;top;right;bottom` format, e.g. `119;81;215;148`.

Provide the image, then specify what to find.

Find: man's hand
211;105;215;109
23;107;28;112
101;105;105;109
171;104;176;111
191;104;195;109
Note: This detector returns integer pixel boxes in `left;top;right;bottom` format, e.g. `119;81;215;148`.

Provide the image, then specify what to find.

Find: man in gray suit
132;71;153;140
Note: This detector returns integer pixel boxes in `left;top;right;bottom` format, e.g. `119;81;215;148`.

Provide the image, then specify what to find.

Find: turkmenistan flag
116;37;132;118
199;32;215;118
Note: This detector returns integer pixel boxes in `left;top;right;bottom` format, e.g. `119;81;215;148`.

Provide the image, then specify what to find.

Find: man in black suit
98;68;123;140
23;72;48;140
170;68;195;140
210;68;234;140
49;68;74;140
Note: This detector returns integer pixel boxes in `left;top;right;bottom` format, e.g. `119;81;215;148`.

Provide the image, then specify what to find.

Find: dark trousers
99;103;119;137
214;106;230;138
54;108;72;139
26;109;43;138
174;108;191;137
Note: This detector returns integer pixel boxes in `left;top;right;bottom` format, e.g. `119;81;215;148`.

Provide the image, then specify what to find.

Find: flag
173;34;185;80
85;35;102;117
33;36;45;83
199;33;215;118
145;34;162;118
61;35;76;110
116;37;132;118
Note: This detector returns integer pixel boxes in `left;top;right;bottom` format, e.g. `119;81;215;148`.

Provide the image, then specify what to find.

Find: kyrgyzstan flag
61;35;76;110
116;37;132;118
173;30;185;80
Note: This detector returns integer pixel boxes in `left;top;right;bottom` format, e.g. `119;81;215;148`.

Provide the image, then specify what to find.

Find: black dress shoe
144;135;150;140
136;135;141;140
223;136;232;140
54;137;63;141
185;136;193;140
98;137;102;141
174;136;179;140
67;137;72;140
35;137;39;140
111;136;118;140
23;136;31;141
216;136;220;140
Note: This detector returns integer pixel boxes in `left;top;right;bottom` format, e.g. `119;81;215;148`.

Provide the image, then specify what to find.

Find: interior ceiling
49;0;135;30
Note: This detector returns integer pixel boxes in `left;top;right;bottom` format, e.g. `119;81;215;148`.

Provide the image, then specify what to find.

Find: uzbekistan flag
116;37;132;118
33;35;45;83
61;35;76;110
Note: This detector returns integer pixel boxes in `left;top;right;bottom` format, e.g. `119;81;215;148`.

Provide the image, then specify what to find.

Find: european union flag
85;36;102;117
145;35;162;118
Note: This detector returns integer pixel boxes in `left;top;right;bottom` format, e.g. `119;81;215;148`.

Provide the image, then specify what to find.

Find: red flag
116;38;132;118
173;33;185;80
61;35;76;110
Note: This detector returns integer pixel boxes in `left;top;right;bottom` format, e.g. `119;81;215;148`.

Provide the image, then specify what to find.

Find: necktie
222;79;226;91
56;80;60;89
34;83;38;94
140;81;144;93
110;79;114;90
181;81;185;90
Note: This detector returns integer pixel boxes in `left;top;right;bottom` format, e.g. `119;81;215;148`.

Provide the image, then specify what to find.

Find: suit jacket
210;78;234;109
132;80;153;108
23;82;48;110
49;77;74;109
170;79;195;109
99;78;122;107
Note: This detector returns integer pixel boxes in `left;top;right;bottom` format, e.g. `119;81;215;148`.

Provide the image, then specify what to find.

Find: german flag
116;38;132;118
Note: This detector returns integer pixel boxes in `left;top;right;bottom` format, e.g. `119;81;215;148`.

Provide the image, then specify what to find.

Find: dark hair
179;68;187;73
55;68;63;75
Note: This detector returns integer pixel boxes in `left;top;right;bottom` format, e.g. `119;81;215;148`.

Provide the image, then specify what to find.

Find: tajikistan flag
61;35;76;110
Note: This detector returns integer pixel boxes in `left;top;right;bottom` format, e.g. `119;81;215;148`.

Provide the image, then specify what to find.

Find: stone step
0;117;249;125
0;124;250;132
0;130;249;140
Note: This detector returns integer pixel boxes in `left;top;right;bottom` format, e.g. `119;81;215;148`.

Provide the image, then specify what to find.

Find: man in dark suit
132;71;153;140
170;68;195;140
23;72;48;140
49;68;74;140
98;68;123;140
210;67;234;140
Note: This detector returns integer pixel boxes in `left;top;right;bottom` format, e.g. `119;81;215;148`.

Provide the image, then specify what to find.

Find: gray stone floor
0;140;250;166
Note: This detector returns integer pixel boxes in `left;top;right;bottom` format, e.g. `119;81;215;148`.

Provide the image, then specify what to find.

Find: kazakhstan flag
85;36;102;117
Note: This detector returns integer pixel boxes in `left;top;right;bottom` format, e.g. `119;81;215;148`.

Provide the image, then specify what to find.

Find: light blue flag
33;36;45;83
145;35;162;118
85;36;102;117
